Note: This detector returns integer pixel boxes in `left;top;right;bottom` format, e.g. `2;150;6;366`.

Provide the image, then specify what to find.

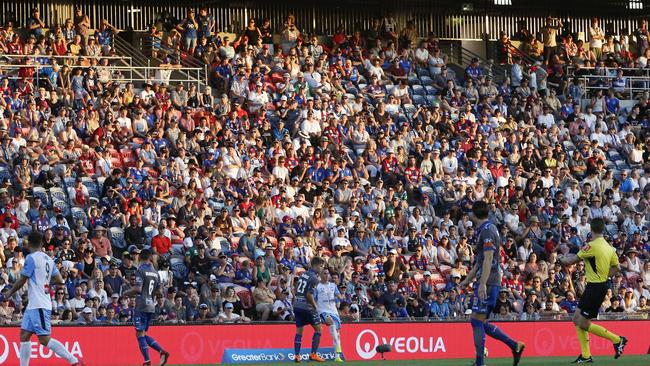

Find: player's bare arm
608;264;620;277
478;250;493;300
559;253;581;265
459;262;479;288
123;284;142;297
306;292;317;309
3;275;28;298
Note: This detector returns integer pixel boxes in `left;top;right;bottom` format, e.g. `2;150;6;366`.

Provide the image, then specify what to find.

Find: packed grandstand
0;5;648;326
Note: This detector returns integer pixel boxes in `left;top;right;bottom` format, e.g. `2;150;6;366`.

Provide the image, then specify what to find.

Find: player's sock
587;323;621;344
145;336;163;353
294;334;302;355
470;318;486;366
311;332;321;353
46;338;79;364
484;322;517;350
575;326;591;359
137;336;150;362
329;327;341;353
20;341;31;366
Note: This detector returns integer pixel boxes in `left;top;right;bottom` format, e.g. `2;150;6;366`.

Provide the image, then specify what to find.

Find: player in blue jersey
123;249;170;366
315;269;344;362
293;256;326;363
459;201;525;366
3;232;84;366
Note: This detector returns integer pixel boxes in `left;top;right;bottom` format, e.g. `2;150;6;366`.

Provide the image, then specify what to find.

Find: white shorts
22;308;51;336
319;312;341;330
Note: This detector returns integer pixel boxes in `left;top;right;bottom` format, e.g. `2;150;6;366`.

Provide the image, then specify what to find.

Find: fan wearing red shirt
151;224;172;259
404;156;422;190
78;145;96;175
381;149;400;184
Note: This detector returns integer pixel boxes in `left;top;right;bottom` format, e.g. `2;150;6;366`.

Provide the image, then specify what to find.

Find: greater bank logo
0;335;83;364
355;329;446;360
223;347;338;363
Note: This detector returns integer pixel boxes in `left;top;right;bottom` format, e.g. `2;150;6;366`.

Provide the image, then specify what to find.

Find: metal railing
0;63;204;89
565;66;650;96
0;54;133;67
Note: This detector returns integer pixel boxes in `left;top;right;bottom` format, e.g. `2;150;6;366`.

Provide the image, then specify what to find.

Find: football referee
559;217;627;363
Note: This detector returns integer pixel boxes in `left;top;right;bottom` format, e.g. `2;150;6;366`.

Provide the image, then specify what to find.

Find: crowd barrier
0;320;648;365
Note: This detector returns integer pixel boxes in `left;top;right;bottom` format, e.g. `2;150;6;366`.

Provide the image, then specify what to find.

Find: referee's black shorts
578;282;609;319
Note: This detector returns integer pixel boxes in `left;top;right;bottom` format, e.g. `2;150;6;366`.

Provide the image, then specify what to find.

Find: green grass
174;354;648;366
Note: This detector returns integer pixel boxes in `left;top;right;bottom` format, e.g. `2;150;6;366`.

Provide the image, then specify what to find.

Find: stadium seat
49;187;68;205
411;84;425;95
420;76;434;86
412;95;426;106
0;167;9;181
403;104;417;116
416;68;430;78
144;226;155;244
96;177;106;194
408;75;420;86
71;207;87;228
109;227;127;249
63;177;76;189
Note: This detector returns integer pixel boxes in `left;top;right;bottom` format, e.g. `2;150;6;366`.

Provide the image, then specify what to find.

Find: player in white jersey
315;269;344;362
3;232;84;366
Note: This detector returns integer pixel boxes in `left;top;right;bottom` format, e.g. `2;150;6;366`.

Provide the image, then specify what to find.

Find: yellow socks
575;326;591;358
587;323;621;344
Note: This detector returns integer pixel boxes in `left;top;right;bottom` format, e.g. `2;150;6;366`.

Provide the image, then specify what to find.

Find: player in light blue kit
3;232;84;366
315;269;344;362
123;248;170;366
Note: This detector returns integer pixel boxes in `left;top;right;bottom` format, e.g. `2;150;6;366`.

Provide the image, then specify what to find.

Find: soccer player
123;249;170;366
315;269;344;362
559;217;627;363
293;256;326;363
459;201;525;366
3;231;84;366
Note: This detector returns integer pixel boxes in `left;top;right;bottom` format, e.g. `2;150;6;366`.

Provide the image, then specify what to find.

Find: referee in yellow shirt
559;217;627;363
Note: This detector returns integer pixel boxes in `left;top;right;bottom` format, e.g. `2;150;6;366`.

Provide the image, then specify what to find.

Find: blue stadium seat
109;227;127;249
412;95;426;106
416;68;430;78
411;85;425;96
425;86;437;95
71;207;87;228
420;76;434;86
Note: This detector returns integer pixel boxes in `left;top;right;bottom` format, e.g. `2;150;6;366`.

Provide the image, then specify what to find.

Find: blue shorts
470;284;500;317
294;308;320;328
319;312;341;330
22;309;51;336
133;311;154;332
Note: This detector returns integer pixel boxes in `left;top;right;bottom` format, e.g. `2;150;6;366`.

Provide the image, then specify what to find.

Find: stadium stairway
113;34;149;81
441;40;511;84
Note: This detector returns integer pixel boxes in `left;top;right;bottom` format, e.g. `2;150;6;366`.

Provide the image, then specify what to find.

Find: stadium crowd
0;8;648;325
